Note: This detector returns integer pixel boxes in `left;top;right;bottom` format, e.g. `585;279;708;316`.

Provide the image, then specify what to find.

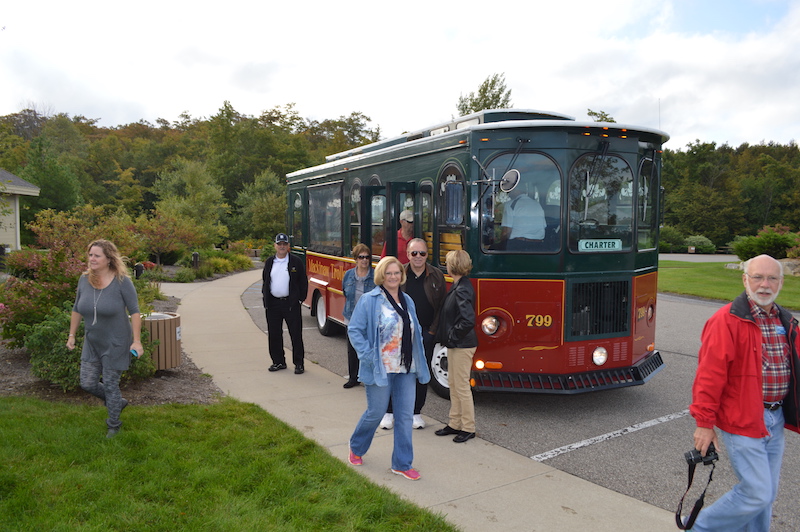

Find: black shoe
121;399;129;412
343;380;359;389
268;363;287;372
294;366;304;374
453;431;475;443
435;425;460;436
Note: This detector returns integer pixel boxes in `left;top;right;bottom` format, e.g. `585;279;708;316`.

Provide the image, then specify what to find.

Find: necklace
92;287;103;325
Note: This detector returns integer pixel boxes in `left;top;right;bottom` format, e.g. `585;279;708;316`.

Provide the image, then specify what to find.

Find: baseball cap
275;233;289;243
399;210;414;222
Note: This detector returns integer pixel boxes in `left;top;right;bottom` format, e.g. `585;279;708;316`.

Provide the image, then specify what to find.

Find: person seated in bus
501;186;546;251
380;210;415;264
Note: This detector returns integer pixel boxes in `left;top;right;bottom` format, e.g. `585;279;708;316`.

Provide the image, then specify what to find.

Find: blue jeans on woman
349;372;417;471
690;407;785;532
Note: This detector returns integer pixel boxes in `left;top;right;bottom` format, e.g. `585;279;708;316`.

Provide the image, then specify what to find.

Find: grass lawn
0;396;457;532
658;260;800;311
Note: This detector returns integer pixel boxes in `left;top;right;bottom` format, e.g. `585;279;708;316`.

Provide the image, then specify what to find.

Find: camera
685;442;718;465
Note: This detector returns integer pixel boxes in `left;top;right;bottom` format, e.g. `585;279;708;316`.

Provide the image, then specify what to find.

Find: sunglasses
409;251;427;257
357;255;370;260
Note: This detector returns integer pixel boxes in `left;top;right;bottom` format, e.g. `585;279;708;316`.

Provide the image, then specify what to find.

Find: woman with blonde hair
435;249;478;443
67;239;143;438
347;256;430;480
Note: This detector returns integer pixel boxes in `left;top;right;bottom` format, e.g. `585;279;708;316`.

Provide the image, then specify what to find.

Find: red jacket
691;292;800;437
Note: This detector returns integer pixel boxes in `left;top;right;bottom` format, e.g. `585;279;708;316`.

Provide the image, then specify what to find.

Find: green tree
230;169;287;240
457;73;512;116
135;210;200;265
587;109;616;123
154;157;229;247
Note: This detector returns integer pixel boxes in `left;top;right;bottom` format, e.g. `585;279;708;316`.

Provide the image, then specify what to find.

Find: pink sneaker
391;468;421;481
348;448;362;466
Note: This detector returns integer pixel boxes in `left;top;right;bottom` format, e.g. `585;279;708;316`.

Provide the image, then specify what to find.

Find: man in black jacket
262;233;308;374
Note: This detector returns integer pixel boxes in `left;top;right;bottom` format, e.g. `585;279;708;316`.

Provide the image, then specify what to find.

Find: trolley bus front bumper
470;350;665;394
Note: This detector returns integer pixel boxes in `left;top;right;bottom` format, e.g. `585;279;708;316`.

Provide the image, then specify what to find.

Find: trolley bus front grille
471;351;664;394
570;280;630;337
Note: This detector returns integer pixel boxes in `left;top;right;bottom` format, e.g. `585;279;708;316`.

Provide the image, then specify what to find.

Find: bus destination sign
578;239;622;252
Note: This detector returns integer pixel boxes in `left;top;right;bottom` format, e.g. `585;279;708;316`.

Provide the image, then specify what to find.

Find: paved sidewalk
162;270;677;532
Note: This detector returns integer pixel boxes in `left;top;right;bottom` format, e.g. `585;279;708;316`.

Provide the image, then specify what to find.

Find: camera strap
675;461;716;530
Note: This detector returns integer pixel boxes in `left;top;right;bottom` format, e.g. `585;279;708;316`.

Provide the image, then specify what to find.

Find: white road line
530;409;690;462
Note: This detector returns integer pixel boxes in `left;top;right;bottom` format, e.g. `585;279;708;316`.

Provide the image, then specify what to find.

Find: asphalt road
242;270;799;532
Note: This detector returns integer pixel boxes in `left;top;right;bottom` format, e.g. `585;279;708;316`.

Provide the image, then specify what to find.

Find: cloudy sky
2;0;798;150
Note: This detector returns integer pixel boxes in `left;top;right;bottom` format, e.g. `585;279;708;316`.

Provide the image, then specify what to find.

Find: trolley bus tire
314;292;335;336
428;343;450;400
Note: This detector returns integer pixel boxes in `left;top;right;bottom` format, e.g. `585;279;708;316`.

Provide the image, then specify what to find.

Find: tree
154;157;229;247
587;109;616;123
457;73;512;116
230;169;287;240
135;211;200;265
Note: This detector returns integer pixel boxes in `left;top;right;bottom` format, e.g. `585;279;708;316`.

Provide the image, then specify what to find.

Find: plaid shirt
748;297;791;403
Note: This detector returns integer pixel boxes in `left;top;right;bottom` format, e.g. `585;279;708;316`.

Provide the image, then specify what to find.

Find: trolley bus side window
291;191;304;247
349;180;362;252
437;164;465;266
637;157;658;251
308;182;344;256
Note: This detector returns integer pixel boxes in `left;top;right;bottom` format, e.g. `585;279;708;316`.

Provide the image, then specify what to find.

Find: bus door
360;185;386;257
381;182;416;259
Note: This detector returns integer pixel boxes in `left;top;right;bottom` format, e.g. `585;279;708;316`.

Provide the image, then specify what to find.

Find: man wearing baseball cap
261;233;308;374
380;210;415;264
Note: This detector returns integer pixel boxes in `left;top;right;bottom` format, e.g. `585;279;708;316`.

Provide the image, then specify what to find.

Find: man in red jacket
688;254;800;531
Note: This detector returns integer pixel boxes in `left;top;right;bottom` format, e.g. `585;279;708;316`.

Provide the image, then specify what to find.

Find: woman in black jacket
434;249;478;443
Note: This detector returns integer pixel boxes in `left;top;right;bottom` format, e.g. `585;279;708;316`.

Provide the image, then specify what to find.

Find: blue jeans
349;372;416;471
691;408;785;532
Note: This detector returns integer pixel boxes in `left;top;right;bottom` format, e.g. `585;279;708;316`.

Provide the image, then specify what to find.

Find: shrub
195;263;215;279
0;248;85;346
173;267;196;283
658;225;685;253
22;303;156;392
731;225;800;261
207;256;234;273
683;235;716;254
227;253;254;271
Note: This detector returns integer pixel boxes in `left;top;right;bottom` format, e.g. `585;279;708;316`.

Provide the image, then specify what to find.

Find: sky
2;0;798;151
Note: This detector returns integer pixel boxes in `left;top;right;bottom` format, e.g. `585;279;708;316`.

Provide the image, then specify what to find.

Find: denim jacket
347;287;431;387
342;267;375;321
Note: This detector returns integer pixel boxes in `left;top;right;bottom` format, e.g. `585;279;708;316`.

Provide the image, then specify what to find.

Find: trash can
144;312;181;370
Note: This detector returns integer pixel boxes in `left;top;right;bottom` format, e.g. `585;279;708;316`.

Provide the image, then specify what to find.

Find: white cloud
1;0;798;149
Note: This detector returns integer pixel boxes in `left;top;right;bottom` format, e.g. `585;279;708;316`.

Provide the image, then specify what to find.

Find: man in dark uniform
262;233;308;374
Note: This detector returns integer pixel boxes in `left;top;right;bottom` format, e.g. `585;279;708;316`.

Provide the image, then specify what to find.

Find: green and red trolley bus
286;109;667;397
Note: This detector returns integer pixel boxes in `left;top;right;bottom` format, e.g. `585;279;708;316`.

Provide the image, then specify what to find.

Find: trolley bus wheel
428;343;450;400
314;292;335;336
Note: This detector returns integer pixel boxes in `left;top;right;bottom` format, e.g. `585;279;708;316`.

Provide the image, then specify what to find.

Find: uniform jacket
402;262;446;334
342;266;375;321
347;287;431;387
436;276;478;349
691;291;800;437
261;253;308;312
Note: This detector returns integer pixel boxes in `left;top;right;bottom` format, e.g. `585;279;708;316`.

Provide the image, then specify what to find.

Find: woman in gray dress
66;239;143;438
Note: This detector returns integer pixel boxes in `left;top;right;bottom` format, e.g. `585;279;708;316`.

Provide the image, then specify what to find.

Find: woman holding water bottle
66;239;142;439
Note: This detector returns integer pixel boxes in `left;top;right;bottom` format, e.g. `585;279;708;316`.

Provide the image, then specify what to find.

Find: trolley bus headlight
481;316;500;335
592;346;609;366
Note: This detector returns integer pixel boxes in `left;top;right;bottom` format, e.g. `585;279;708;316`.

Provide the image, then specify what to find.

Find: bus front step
471;351;664;395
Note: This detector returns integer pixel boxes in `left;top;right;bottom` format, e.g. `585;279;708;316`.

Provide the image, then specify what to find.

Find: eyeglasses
746;274;781;284
385;271;402;277
276;242;289;246
357;255;370;260
402;219;414;223
409;251;427;257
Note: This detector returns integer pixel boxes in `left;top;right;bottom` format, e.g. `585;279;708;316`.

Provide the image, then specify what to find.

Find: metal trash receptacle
144;312;181;370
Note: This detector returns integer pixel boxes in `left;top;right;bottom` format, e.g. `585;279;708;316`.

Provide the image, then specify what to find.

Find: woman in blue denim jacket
342;243;375;388
347;256;431;480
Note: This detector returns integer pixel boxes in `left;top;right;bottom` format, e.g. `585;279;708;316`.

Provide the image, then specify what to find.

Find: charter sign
578;239;622;252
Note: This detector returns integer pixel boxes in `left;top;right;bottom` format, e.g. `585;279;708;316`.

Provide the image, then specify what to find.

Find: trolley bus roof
287;108;669;180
